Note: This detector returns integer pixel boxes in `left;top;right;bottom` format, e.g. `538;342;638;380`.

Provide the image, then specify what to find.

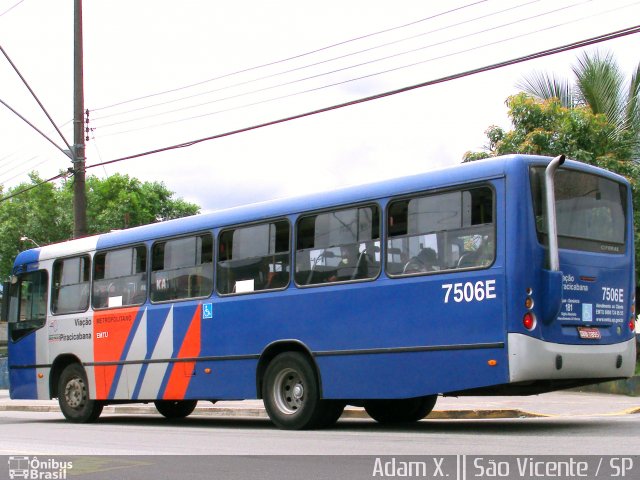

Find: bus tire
57;363;103;423
154;400;198;419
364;395;437;424
262;352;326;430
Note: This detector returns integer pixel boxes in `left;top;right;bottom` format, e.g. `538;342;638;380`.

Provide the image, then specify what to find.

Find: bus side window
216;221;290;296
386;187;494;276
94;245;148;309
295;205;380;286
52;256;90;314
150;235;213;302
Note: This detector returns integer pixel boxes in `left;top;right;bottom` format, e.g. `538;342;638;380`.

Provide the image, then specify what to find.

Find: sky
1;0;639;213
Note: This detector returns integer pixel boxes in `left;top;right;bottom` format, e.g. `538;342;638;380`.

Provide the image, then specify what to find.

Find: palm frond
516;71;575;107
573;50;625;128
625;61;640;139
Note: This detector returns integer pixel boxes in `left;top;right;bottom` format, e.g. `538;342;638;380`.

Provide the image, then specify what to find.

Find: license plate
577;327;601;340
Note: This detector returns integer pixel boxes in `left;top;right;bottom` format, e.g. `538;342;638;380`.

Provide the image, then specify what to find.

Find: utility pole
73;0;87;238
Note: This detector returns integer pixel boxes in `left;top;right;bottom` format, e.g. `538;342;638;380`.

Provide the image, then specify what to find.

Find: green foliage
466;93;634;162
465;92;640;283
0;173;200;279
517;50;640;159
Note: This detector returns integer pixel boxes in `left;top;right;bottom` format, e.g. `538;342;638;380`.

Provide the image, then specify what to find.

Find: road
1;410;638;456
1;410;639;479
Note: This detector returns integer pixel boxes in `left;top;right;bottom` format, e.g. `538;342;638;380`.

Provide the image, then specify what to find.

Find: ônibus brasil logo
8;457;72;480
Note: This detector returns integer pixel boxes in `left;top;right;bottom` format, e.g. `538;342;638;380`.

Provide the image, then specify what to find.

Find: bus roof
13;154;628;266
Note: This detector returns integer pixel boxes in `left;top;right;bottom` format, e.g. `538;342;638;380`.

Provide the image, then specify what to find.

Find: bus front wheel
154;400;198;419
364;395;437;424
263;352;329;430
57;363;103;423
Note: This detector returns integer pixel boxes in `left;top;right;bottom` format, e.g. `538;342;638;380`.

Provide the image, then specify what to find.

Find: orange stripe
93;307;139;399
163;305;201;400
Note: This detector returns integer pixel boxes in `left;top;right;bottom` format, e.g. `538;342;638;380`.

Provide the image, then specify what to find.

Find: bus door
4;268;49;399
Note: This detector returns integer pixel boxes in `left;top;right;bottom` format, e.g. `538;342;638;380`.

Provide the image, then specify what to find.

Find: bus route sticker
202;303;213;320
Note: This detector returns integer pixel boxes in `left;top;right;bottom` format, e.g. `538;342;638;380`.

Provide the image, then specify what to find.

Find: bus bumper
508;333;636;383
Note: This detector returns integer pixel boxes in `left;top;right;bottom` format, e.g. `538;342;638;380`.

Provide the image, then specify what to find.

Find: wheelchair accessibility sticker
202;303;213;319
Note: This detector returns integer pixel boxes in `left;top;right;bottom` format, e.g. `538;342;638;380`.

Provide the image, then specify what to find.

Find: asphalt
1;389;639;420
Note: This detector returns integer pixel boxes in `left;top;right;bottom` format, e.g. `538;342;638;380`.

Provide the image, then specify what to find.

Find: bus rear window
530;167;627;253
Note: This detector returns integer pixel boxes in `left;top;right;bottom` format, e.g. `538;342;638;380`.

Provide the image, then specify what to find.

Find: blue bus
2;154;635;429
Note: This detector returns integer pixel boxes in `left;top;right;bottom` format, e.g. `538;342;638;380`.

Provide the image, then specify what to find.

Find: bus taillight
523;312;536;331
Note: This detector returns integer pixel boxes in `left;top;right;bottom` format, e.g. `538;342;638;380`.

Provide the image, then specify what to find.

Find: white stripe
138;306;174;399
120;309;148;399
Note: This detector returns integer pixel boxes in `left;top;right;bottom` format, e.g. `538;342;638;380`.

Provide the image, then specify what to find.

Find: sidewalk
1;389;639;419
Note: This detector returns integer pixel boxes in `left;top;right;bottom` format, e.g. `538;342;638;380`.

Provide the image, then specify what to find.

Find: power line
84;25;640;171
0;171;69;203
0;97;70;158
4;24;639;204
0;0;24;18
97;2;632;138
94;0;591;131
0;157;41;184
92;0;542;123
91;0;489;112
0;44;72;151
0;154;38;177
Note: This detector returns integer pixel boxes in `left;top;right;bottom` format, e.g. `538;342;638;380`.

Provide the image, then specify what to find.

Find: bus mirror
541;270;563;324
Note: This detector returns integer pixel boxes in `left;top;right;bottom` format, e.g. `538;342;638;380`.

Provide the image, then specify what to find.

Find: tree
463;93;635;163
0;173;200;279
464;93;640;283
0;173;69;280
516;50;640;160
464;52;640;284
58;173;200;234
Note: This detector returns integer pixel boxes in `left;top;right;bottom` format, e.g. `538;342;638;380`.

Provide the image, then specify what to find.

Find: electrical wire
98;4;634;138
91;0;489;112
94;0;591;130
0;44;73;151
0;171;69;203
92;0;542;123
0;0;24;18
0;156;42;184
0;98;71;158
84;25;640;171
0;154;38;177
3;24;639;203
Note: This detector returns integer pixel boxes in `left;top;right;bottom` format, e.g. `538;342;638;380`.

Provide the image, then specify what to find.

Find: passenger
404;247;437;274
334;245;360;281
458;235;494;268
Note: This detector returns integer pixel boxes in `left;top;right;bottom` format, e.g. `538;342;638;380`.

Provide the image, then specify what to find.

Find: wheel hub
64;377;86;409
273;368;305;415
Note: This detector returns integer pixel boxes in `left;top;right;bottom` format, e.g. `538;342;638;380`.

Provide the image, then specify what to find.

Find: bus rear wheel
57;363;103;423
262;352;330;430
364;395;437;424
154;400;198;419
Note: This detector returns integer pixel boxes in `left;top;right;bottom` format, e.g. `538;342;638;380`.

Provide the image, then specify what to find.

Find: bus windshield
530;167;627;254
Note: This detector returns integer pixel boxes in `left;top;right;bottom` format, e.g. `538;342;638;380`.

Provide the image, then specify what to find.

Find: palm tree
517;51;640;160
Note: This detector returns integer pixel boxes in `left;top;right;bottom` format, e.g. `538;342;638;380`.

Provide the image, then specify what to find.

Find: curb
0;404;587;419
0;400;640;420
